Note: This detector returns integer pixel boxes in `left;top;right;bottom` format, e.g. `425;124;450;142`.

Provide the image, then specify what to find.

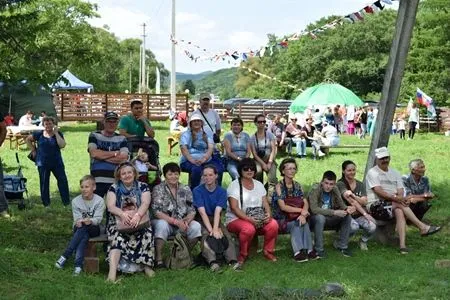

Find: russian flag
416;88;433;107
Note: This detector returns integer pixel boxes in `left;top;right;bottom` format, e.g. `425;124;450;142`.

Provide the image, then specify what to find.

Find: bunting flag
174;0;397;63
241;66;304;92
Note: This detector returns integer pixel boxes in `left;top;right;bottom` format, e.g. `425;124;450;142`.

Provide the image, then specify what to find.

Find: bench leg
84;241;99;273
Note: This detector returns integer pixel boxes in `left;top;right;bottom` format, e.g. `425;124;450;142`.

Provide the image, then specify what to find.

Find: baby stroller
127;136;161;191
4;153;29;210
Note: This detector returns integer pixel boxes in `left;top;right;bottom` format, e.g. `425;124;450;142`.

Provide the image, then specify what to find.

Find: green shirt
118;114;152;137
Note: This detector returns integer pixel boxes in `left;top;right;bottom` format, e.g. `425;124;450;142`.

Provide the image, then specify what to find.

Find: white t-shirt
225;179;266;225
366;165;404;208
19;115;32;126
408;108;419;123
192;109;221;139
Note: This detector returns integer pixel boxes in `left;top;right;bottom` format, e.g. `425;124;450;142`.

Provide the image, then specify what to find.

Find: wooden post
60;93;64;121
105;93;108;113
364;0;420;179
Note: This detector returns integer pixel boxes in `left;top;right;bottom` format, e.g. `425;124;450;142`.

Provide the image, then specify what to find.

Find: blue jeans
180;155;224;189
62;225;99;268
226;160;239;180
310;214;352;252
0;157;8;213
38;164;70;207
286;220;313;254
291;137;306;156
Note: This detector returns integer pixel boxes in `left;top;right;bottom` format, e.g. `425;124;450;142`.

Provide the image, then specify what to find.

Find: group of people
0;95;440;282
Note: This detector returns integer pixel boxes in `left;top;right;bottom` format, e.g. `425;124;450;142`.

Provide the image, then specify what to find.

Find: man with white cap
366;147;440;254
192;92;221;143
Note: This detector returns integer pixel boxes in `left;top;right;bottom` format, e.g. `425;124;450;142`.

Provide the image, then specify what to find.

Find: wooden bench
6;132;27;150
167;136;179;156
84;233;108;273
321;144;370;155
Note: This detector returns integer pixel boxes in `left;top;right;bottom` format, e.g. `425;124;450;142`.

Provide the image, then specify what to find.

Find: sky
88;0;398;75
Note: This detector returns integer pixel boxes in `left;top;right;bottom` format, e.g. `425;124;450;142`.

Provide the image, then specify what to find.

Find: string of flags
173;0;397;64
240;66;304;92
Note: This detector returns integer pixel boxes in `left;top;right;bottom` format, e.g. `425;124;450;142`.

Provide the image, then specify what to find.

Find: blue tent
52;69;93;91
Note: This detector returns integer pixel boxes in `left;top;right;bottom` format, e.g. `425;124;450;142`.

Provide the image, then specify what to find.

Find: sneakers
294;251;308;263
231;262;243;272
399;247;410;255
318;150;326;157
55;256;66;269
316;250;326;259
263;251;277;262
73;267;82;276
155;261;167;270
210;263;221;272
359;240;368;251
333;241;352;257
0;211;11;218
307;250;319;260
338;248;353;257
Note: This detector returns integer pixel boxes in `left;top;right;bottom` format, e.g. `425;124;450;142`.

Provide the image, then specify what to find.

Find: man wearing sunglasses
88;112;129;197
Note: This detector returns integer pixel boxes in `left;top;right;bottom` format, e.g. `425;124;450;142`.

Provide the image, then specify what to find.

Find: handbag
282;180;304;221
27;151;36;162
116;204;150;233
239;178;265;228
115;182;150;233
370;200;393;221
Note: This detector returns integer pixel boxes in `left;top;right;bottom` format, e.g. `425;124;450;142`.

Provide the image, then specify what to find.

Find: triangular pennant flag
260;47;266;57
381;0;393;5
242;53;248;61
364;6;374;13
344;15;355;23
255;50;261;57
349;13;358;22
354;12;364;20
373;0;385;10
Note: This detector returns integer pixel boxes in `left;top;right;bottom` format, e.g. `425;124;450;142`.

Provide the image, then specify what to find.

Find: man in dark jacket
309;171;355;257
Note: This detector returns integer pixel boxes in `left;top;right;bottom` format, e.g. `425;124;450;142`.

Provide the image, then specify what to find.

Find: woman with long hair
250;114;278;187
336;160;376;250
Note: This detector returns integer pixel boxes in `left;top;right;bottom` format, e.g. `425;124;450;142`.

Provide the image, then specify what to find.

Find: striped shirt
88;131;129;184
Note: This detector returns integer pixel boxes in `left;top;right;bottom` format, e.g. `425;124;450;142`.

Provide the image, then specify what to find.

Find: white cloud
177;12;201;24
227;31;266;51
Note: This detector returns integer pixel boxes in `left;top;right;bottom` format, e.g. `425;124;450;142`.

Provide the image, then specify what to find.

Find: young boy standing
55;175;105;275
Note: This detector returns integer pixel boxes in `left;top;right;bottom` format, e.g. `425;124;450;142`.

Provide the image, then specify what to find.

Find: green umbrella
290;83;364;113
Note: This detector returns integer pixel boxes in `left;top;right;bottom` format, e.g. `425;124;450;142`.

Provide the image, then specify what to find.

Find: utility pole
141;23;147;93
129;51;132;93
364;0;420;179
170;0;176;110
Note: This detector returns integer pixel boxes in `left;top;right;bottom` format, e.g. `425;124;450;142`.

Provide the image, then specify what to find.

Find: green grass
1;121;450;299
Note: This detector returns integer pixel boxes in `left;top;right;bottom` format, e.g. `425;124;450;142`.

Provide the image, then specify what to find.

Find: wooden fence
226;104;291;122
53;93;188;121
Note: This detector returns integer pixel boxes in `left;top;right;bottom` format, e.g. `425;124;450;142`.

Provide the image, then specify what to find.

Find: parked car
223;98;251;109
246;99;269;105
263;99;293;106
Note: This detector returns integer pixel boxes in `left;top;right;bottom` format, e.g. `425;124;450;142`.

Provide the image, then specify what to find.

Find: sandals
421;225;441;237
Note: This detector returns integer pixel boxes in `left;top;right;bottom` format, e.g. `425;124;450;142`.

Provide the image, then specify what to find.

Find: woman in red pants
226;158;279;265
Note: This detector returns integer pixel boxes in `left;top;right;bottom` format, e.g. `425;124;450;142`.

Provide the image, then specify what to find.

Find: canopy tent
52;69;93;91
290;83;364;113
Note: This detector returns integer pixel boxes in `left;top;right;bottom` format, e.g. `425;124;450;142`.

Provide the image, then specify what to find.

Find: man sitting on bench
309;171;355;258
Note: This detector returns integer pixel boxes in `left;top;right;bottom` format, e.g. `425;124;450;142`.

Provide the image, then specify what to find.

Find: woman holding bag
272;158;317;262
105;162;154;282
226;158;279;265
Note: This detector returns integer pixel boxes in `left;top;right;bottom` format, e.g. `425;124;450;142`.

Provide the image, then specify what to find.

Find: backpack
166;232;192;269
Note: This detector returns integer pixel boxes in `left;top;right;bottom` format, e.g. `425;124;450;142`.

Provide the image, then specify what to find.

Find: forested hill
176;71;213;82
194;68;237;100
196;0;449;106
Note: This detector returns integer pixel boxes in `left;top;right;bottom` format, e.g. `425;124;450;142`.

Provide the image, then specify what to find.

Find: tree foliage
0;0;168;93
232;0;449;106
181;79;196;95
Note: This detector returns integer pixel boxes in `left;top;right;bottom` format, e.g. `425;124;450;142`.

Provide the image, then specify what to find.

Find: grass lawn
1;121;449;299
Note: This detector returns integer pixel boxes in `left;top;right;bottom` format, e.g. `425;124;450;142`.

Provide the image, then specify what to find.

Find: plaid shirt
402;174;431;195
151;181;195;219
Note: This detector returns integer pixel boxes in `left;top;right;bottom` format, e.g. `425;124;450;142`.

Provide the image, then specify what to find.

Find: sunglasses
256;120;266;124
242;166;256;172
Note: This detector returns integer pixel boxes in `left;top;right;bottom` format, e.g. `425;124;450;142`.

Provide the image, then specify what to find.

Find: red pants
227;218;278;262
